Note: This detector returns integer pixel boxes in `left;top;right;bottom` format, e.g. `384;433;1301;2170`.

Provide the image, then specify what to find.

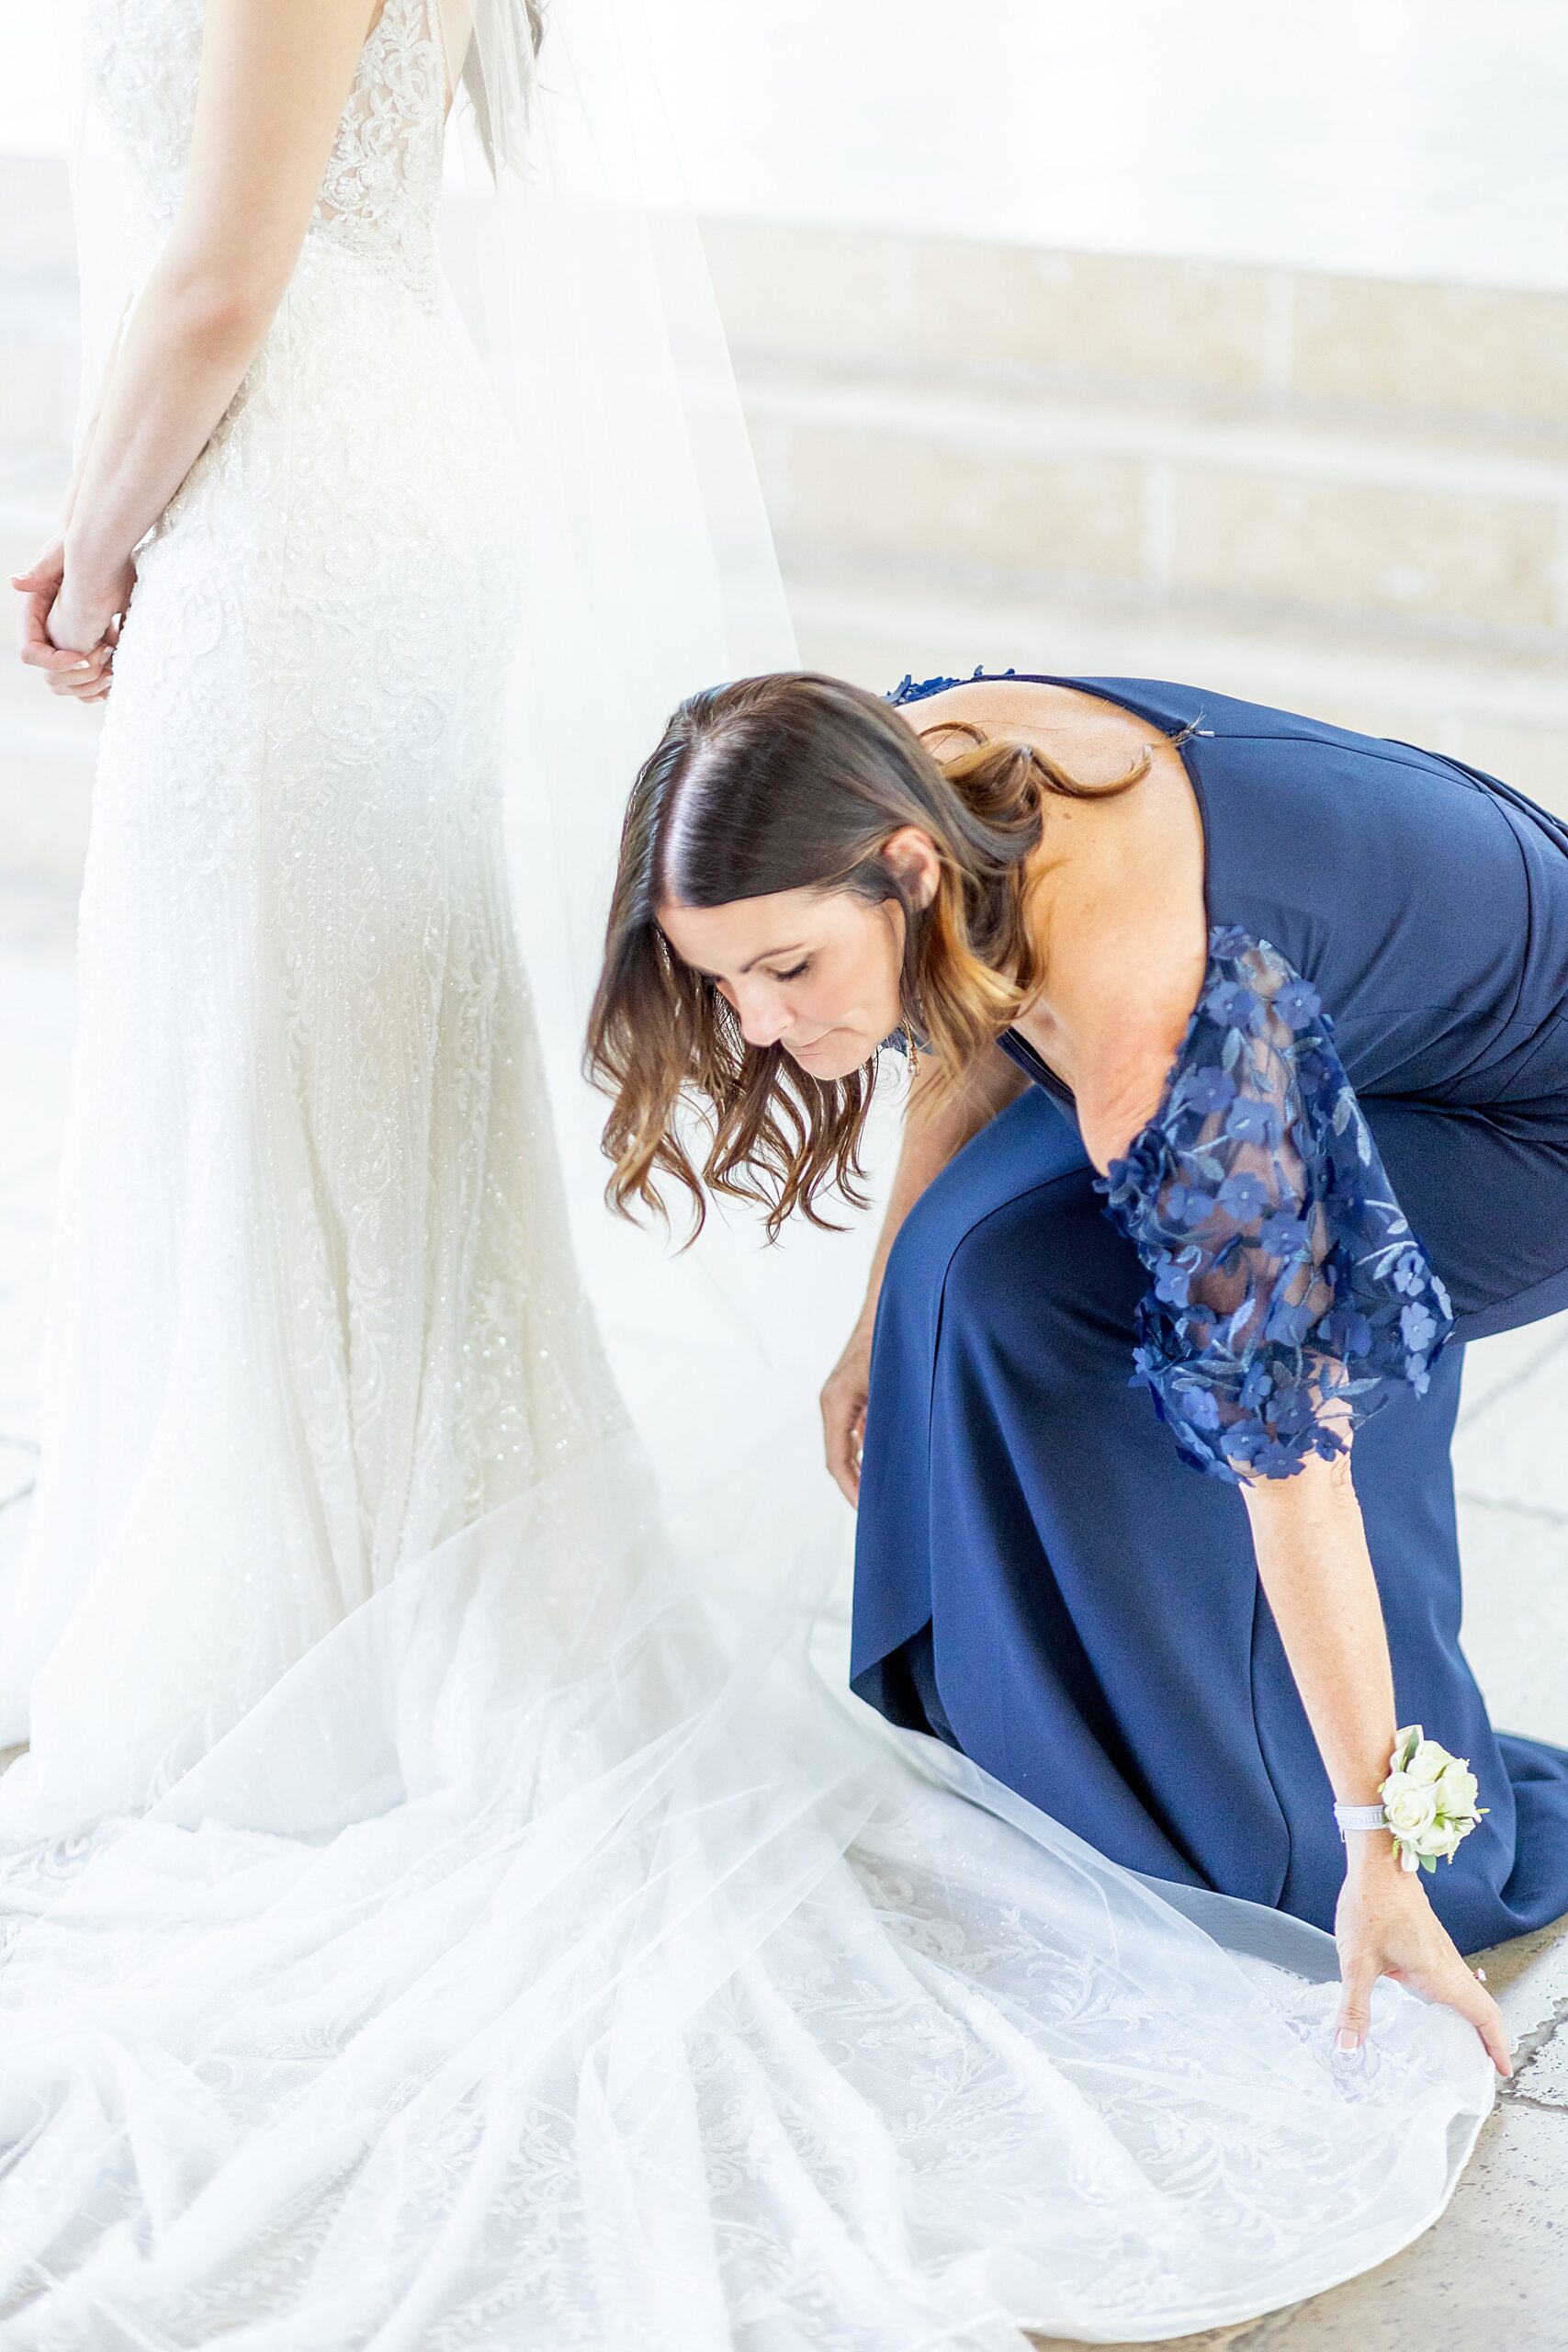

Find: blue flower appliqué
1095;929;1455;1485
886;666;1017;707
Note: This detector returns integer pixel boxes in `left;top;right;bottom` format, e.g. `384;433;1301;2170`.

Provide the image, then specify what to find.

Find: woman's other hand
821;1316;875;1505
11;543;124;701
1335;1836;1511;2076
48;555;134;671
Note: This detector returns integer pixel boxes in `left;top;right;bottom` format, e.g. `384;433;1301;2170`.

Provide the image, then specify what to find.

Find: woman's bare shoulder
1026;736;1211;1171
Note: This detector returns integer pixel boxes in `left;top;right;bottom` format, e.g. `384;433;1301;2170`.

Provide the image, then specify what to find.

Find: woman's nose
736;987;789;1048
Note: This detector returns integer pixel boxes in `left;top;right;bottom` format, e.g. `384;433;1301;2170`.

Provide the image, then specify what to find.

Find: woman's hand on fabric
1334;1838;1511;2075
821;1317;875;1506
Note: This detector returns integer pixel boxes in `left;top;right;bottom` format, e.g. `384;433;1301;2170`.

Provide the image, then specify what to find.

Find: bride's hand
821;1315;875;1505
48;558;135;673
1334;1836;1510;2075
12;542;112;701
11;544;131;701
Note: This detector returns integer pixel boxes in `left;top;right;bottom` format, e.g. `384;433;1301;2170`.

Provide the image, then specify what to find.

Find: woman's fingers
17;611;67;668
820;1374;866;1507
47;651;112;700
821;1324;875;1508
18;600;98;673
17;586;112;693
824;1414;861;1507
1411;1955;1513;2076
8;543;65;598
1333;1944;1380;2054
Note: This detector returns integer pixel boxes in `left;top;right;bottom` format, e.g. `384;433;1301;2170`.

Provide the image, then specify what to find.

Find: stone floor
1;869;1566;2346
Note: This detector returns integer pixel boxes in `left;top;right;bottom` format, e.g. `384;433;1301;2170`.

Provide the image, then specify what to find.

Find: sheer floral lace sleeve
1095;926;1454;1484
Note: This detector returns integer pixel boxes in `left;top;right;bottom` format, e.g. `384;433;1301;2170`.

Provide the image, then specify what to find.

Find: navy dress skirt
852;672;1568;1953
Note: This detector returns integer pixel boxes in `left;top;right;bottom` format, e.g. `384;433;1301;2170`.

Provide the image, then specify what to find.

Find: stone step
741;359;1568;654
703;219;1568;437
784;550;1568;818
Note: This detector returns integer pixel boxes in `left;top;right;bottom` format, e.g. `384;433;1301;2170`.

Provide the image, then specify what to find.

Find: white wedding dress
0;3;1496;2344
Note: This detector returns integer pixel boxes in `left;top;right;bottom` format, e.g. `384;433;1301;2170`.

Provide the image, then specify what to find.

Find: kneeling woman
590;664;1568;2035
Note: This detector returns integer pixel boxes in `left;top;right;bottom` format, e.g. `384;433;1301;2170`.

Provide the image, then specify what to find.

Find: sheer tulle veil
0;6;1496;2344
431;0;874;1589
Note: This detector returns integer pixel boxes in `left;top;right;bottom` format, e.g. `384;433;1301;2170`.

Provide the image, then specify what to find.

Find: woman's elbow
155;239;290;364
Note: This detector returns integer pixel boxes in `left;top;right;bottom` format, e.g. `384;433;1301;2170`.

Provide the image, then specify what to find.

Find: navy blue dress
852;672;1568;1952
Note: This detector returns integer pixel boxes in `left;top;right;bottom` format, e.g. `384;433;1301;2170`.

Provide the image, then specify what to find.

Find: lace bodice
85;0;448;299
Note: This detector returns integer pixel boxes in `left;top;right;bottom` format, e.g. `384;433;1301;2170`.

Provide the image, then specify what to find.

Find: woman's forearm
62;247;276;594
1241;1450;1397;1814
855;1049;1026;1329
62;0;394;592
60;302;132;537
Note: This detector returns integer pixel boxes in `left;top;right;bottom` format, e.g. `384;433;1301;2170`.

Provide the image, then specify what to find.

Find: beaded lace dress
0;0;617;1832
0;6;1498;2345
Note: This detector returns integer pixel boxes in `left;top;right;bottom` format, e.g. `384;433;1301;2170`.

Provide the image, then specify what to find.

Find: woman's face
659;881;909;1083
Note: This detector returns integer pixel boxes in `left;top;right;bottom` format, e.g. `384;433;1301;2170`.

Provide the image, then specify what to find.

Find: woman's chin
785;1033;868;1082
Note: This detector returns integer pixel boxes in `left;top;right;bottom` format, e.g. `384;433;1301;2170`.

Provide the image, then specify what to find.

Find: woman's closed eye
769;960;810;983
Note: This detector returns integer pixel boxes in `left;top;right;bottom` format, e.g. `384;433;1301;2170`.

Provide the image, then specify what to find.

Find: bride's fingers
20;605;104;672
49;660;111;700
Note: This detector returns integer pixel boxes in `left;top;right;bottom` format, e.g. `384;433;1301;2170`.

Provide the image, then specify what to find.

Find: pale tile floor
1;872;1565;2347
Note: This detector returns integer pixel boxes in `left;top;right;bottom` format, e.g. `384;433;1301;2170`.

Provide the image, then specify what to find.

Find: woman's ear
882;826;942;910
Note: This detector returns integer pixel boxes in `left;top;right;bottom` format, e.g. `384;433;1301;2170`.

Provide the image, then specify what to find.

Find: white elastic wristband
1333;1802;1388;1840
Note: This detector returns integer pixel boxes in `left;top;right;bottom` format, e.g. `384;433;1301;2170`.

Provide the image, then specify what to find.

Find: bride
0;1;1507;2341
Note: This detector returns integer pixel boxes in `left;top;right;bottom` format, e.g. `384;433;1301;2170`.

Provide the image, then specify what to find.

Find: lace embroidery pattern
85;0;446;300
1098;927;1455;1483
1;0;619;1840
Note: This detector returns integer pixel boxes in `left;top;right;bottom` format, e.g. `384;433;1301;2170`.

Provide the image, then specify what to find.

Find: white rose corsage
1378;1724;1487;1873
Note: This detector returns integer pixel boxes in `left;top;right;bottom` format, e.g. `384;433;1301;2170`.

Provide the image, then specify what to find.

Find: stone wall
4;160;1567;885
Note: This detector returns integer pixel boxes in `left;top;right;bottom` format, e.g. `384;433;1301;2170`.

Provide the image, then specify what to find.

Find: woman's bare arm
1077;1011;1509;2075
821;1046;1025;1503
866;1047;1025;1307
10;300;136;701
62;300;132;536
52;0;379;650
1243;1457;1507;2069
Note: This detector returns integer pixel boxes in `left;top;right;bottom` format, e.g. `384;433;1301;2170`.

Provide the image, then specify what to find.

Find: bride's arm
10;300;132;701
50;0;381;654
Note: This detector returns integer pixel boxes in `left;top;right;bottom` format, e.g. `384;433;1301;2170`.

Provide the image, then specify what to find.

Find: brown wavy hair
586;671;1152;1238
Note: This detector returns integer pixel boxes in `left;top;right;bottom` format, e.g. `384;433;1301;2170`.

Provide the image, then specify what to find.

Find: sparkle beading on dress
85;0;449;303
2;0;618;1835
